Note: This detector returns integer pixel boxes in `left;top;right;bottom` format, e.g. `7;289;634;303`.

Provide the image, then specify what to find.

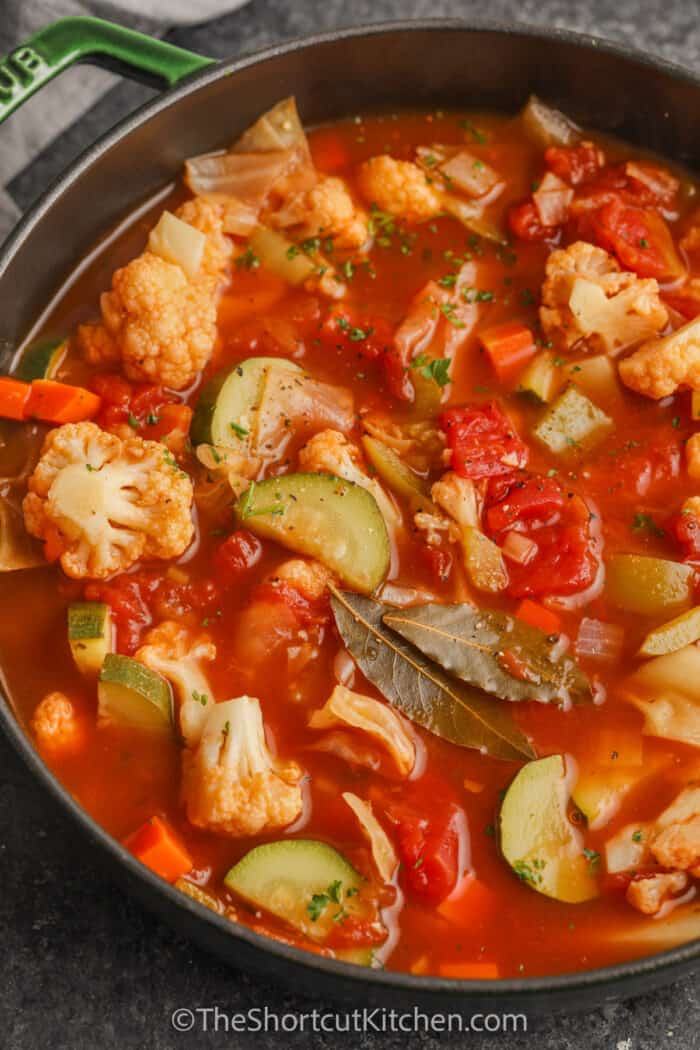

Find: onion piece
0;496;44;572
185;149;296;203
439;149;502;198
343;792;398;882
533;171;573;227
521;94;581;148
148;211;205;279
501;530;538;566
575;617;624;663
625;162;680;205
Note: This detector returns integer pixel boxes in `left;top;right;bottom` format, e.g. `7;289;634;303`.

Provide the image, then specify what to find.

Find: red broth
2;106;700;979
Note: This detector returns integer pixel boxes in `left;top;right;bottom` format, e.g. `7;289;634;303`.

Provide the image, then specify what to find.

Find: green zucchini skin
98;653;173;731
67;602;112;675
235;473;390;594
15;338;67;382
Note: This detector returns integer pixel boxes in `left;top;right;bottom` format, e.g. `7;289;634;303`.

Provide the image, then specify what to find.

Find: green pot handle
0;16;214;127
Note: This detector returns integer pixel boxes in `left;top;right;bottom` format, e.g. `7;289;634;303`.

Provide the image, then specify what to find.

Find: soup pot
1;14;699;1013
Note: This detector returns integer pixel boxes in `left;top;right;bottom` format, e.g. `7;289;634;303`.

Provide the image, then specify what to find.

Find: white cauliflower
269;175;370;251
31;691;84;754
23;421;194;579
298;429;400;528
135;620;216;747
540;241;668;354
626;872;689;916
650;786;700;876
181;695;303;837
357;155;443;223
309;684;416;776
79;200;231;390
620;315;700;399
267;558;334;600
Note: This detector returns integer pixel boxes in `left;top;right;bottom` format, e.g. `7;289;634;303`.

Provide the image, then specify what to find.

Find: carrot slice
479;321;537;384
124;815;193;883
0;376;31;420
25;380;102;424
515;598;562;635
439;962;501;979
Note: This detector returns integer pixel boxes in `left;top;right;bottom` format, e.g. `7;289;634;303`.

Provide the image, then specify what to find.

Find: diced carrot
479;321;537;384
463;778;485;794
43;522;66;563
590;727;644;768
438;961;501;979
310;130;351;173
124;815;193;883
26;380;102;424
515;598;563;636
0;376;31;420
437;875;498;927
410;954;430;975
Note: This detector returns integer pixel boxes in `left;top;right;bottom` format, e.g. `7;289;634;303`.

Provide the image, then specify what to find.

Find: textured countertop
2;1;700;1047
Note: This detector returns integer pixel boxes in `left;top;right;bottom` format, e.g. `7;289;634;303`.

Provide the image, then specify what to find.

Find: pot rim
2;16;699;999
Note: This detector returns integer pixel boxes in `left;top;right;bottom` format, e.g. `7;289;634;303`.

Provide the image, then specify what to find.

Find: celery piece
638;605;700;657
462;526;508;593
518;350;564;404
533;384;613;455
362;435;435;514
606;554;693;617
248;227;316;285
566;355;621;405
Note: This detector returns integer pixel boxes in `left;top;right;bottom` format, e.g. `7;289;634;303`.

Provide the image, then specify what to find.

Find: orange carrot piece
124;816;193;883
515;598;562;636
479;321;537;384
438;961;501;979
0;376;30;420
25;380;102;424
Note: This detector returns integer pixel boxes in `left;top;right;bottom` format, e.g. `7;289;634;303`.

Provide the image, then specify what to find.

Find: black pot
1;15;699;1013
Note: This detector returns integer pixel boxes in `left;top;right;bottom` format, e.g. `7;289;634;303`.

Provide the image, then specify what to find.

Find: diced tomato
85;574;157;655
670;509;700;560
663;291;700;321
92;372;183;437
485;475;564;534
545;142;604;186
253;580;330;628
319;311;412;401
213;530;263;585
441;402;529;480
508;200;557;241
624;162;680;208
593;198;685;282
486;474;597;598
386;800;465;904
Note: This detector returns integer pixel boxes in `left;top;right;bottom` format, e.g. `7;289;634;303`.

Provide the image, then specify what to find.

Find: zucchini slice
98;654;173;731
14;337;67;382
638;605;700;657
499;754;599;903
361;435;435;515
68;602;113;675
191;356;302;449
605;554;693;617
224;839;369;945
235;473;390;594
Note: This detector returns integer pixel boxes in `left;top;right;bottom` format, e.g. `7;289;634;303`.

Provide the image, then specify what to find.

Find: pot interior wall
2;23;700;371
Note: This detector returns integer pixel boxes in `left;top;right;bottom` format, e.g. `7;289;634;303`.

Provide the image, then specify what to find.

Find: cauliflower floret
135;620;216;747
619;315;700;399
31;691;84;754
540;241;667;354
357;155;443;223
309;684;416;776
79;200;231;390
626;871;689;916
181;695;303;837
23;421;194;579
298;429;400;528
430;471;480;530
650;786;700;875
268;558;334;601
270;175;370;251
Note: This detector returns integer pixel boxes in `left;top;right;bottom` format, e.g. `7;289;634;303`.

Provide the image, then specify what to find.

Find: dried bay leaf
329;586;534;762
384;602;591;706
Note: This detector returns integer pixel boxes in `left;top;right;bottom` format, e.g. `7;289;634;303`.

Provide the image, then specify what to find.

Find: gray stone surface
2;1;700;1047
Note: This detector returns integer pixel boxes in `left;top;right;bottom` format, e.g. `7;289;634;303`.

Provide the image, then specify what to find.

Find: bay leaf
329;586;535;762
384;603;591;706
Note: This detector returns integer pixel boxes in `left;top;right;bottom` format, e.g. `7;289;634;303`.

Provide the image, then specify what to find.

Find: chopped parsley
632;829;644;843
235;246;260;271
127;412;139;430
583;848;601;874
462;286;494;303
191;691;209;707
307;880;347;922
459;118;487;144
146;412;159;426
440;301;466;328
286;245;300;260
513;859;545;886
438;273;458;288
85;463;96;472
229;421;249;438
411;354;452;388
